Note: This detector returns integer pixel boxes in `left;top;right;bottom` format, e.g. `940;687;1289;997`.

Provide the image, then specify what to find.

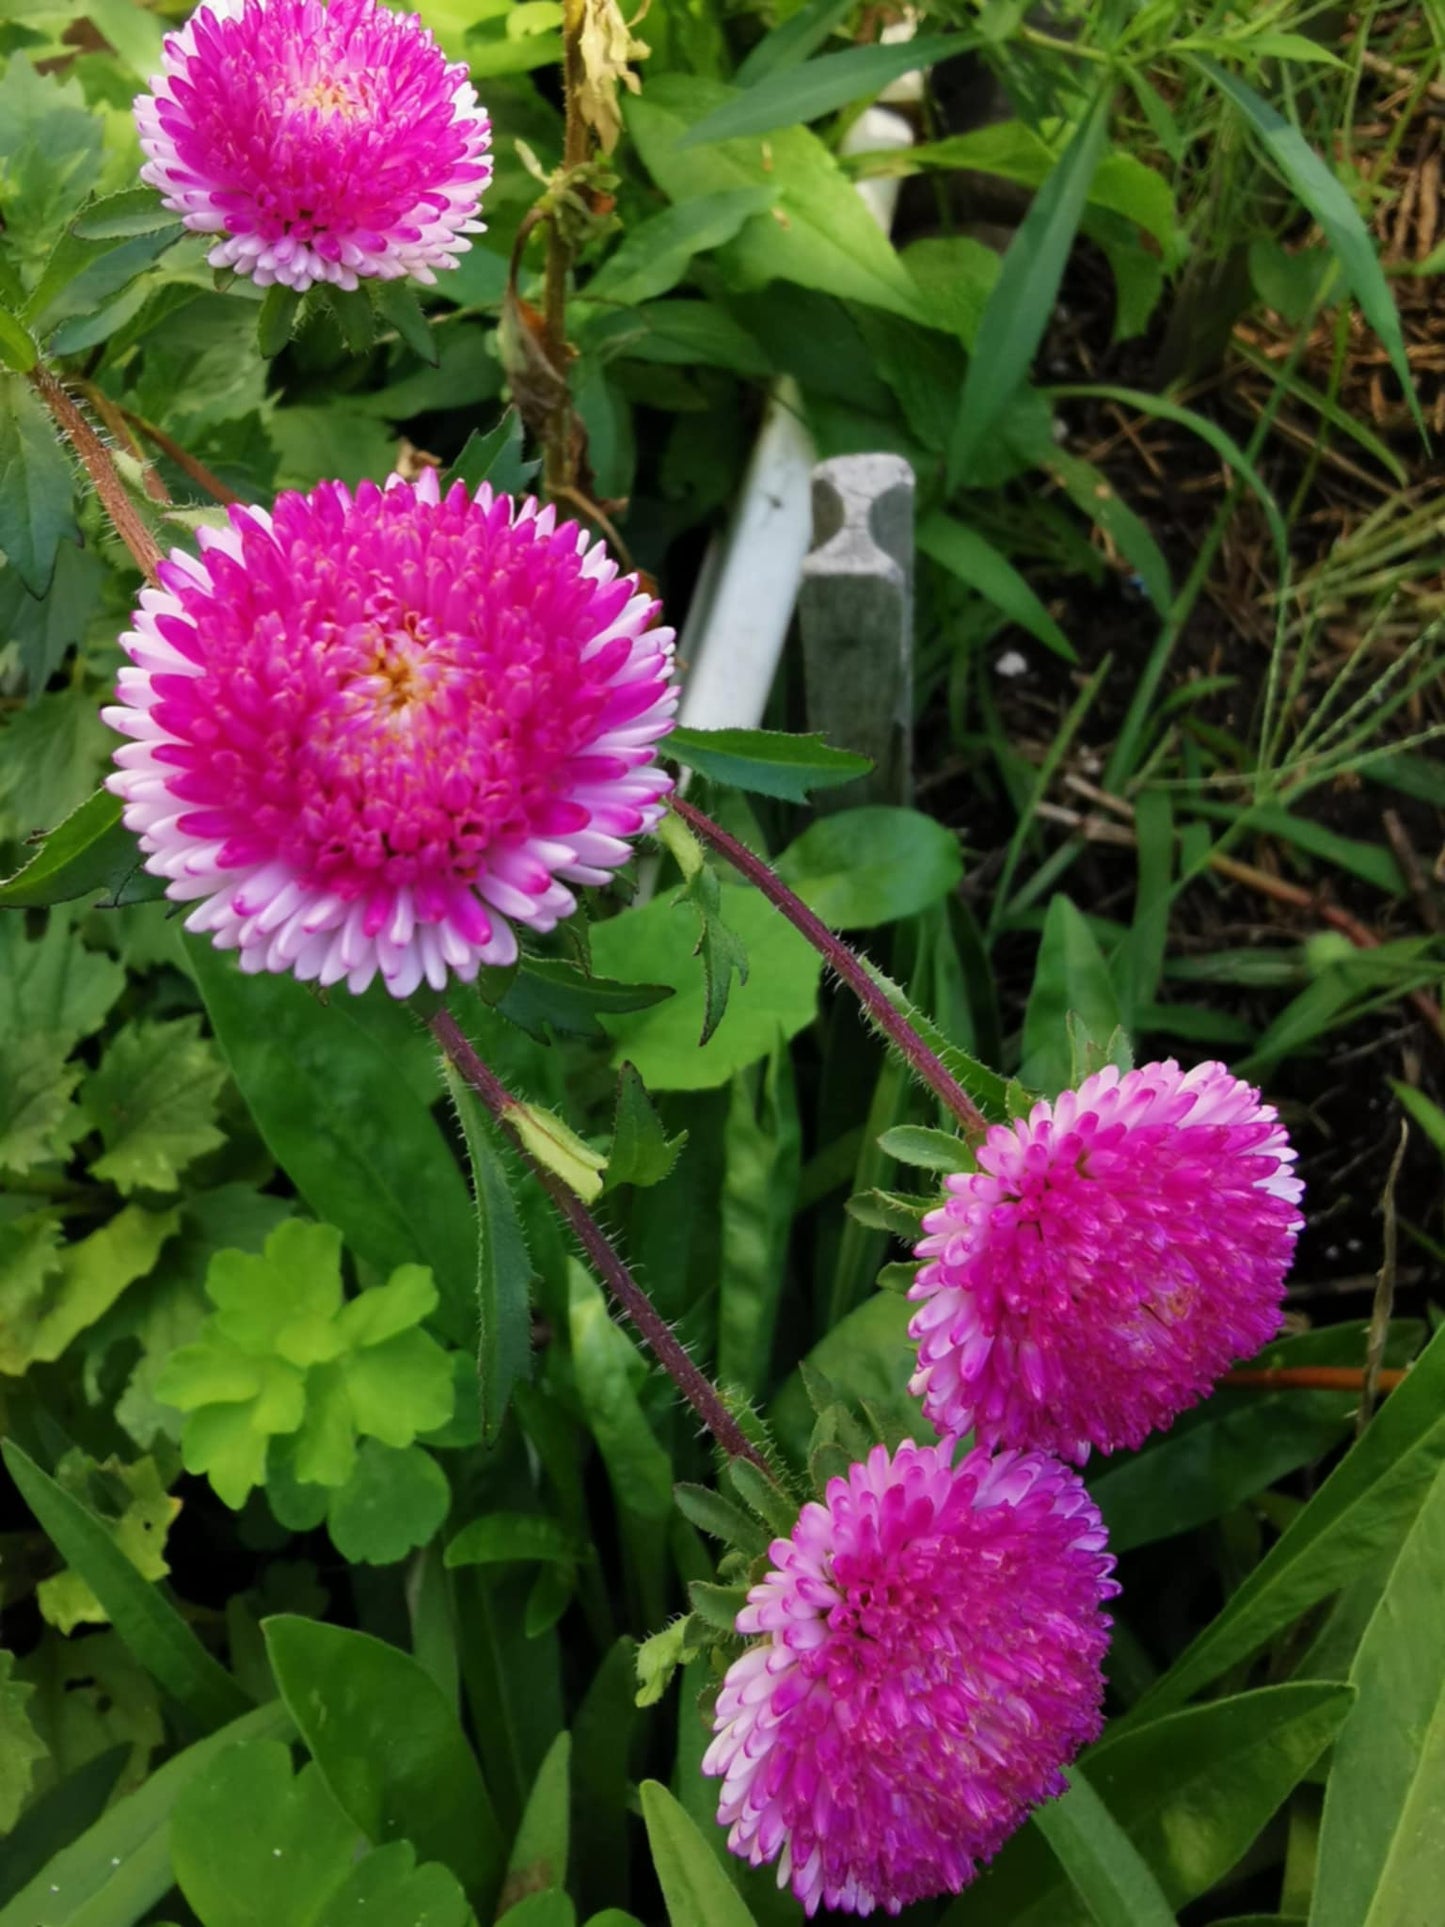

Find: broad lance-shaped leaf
948;88;1111;487
1311;1460;1445;1926
171;1740;474;1927
677;35;970;147
641;1780;759;1927
1132;1320;1445;1719
1032;1767;1177;1927
945;1683;1353;1925
264;1615;505;1910
0;1700;293;1927
503;1733;571;1906
0;788;164;909
2;1440;250;1733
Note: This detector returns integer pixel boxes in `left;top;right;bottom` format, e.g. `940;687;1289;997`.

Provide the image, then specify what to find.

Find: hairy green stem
430;1006;766;1471
31;364;162;580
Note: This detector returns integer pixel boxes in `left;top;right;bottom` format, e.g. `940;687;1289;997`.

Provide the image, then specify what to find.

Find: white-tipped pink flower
134;0;491;291
910;1060;1305;1461
104;473;677;997
704;1441;1117;1915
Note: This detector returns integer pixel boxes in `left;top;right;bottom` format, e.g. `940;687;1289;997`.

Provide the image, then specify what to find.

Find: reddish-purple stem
430;1006;767;1471
670;796;988;1140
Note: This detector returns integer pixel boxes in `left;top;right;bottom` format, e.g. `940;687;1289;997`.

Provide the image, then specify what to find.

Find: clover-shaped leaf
155;1220;455;1509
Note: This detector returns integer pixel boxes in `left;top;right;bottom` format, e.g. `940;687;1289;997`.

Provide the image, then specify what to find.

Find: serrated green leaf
844;1187;931;1237
667;726;872;801
605;1063;686;1190
0;1203;177;1376
444;1068;532;1445
634;1618;703;1710
82;1016;228;1195
0;1652;48;1833
0;1031;81;1176
723;1454;800;1538
373;280;438;364
444;407;540;496
35;1451;180;1636
3;1440;250;1733
687;1580;747;1633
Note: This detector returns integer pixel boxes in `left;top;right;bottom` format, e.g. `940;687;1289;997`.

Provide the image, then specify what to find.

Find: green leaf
0;1652;47;1833
373;281;438;365
263;1615;505;1912
770;1291;926;1463
627;77;929;324
667;726;871;801
736;0;860;84
445;408;540;496
446;1513;580;1569
567;1264;673;1521
0;898;126;1043
0;372;79;596
654;813;754;1049
0;61;103;282
640;1780;759;1927
606;1063;686;1190
918;511;1075;659
187;941;478;1345
586;188;777;306
171;1742;362;1927
0;790;162;910
257;284;303;358
156;1223;453;1508
316;1842;475;1927
1195;56;1423;438
82;1017;228;1195
35;1451;180;1636
3;1440;250;1733
1134;1322;1445;1720
498;1896;574;1927
874;1124;972;1174
1032;1768;1178;1926
775;807;963;929
0;1701;292;1927
672;1483;769;1557
948;89;1111;487
503;1732;571;1904
718;1044;800;1398
0;684;115;852
1020;896;1122;1096
490;956;675;1045
946;1685;1354;1926
634;1617;704;1709
589;882;820;1091
326;1441;451;1565
0;1031;81;1176
0;306;36;373
0;1202;177;1376
1311;1461;1445;1925
679;37;967;147
444;1070;533;1445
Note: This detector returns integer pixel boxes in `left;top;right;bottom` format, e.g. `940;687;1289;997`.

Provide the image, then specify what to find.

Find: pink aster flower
104;472;676;997
134;0;491;291
910;1060;1305;1462
703;1440;1116;1915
